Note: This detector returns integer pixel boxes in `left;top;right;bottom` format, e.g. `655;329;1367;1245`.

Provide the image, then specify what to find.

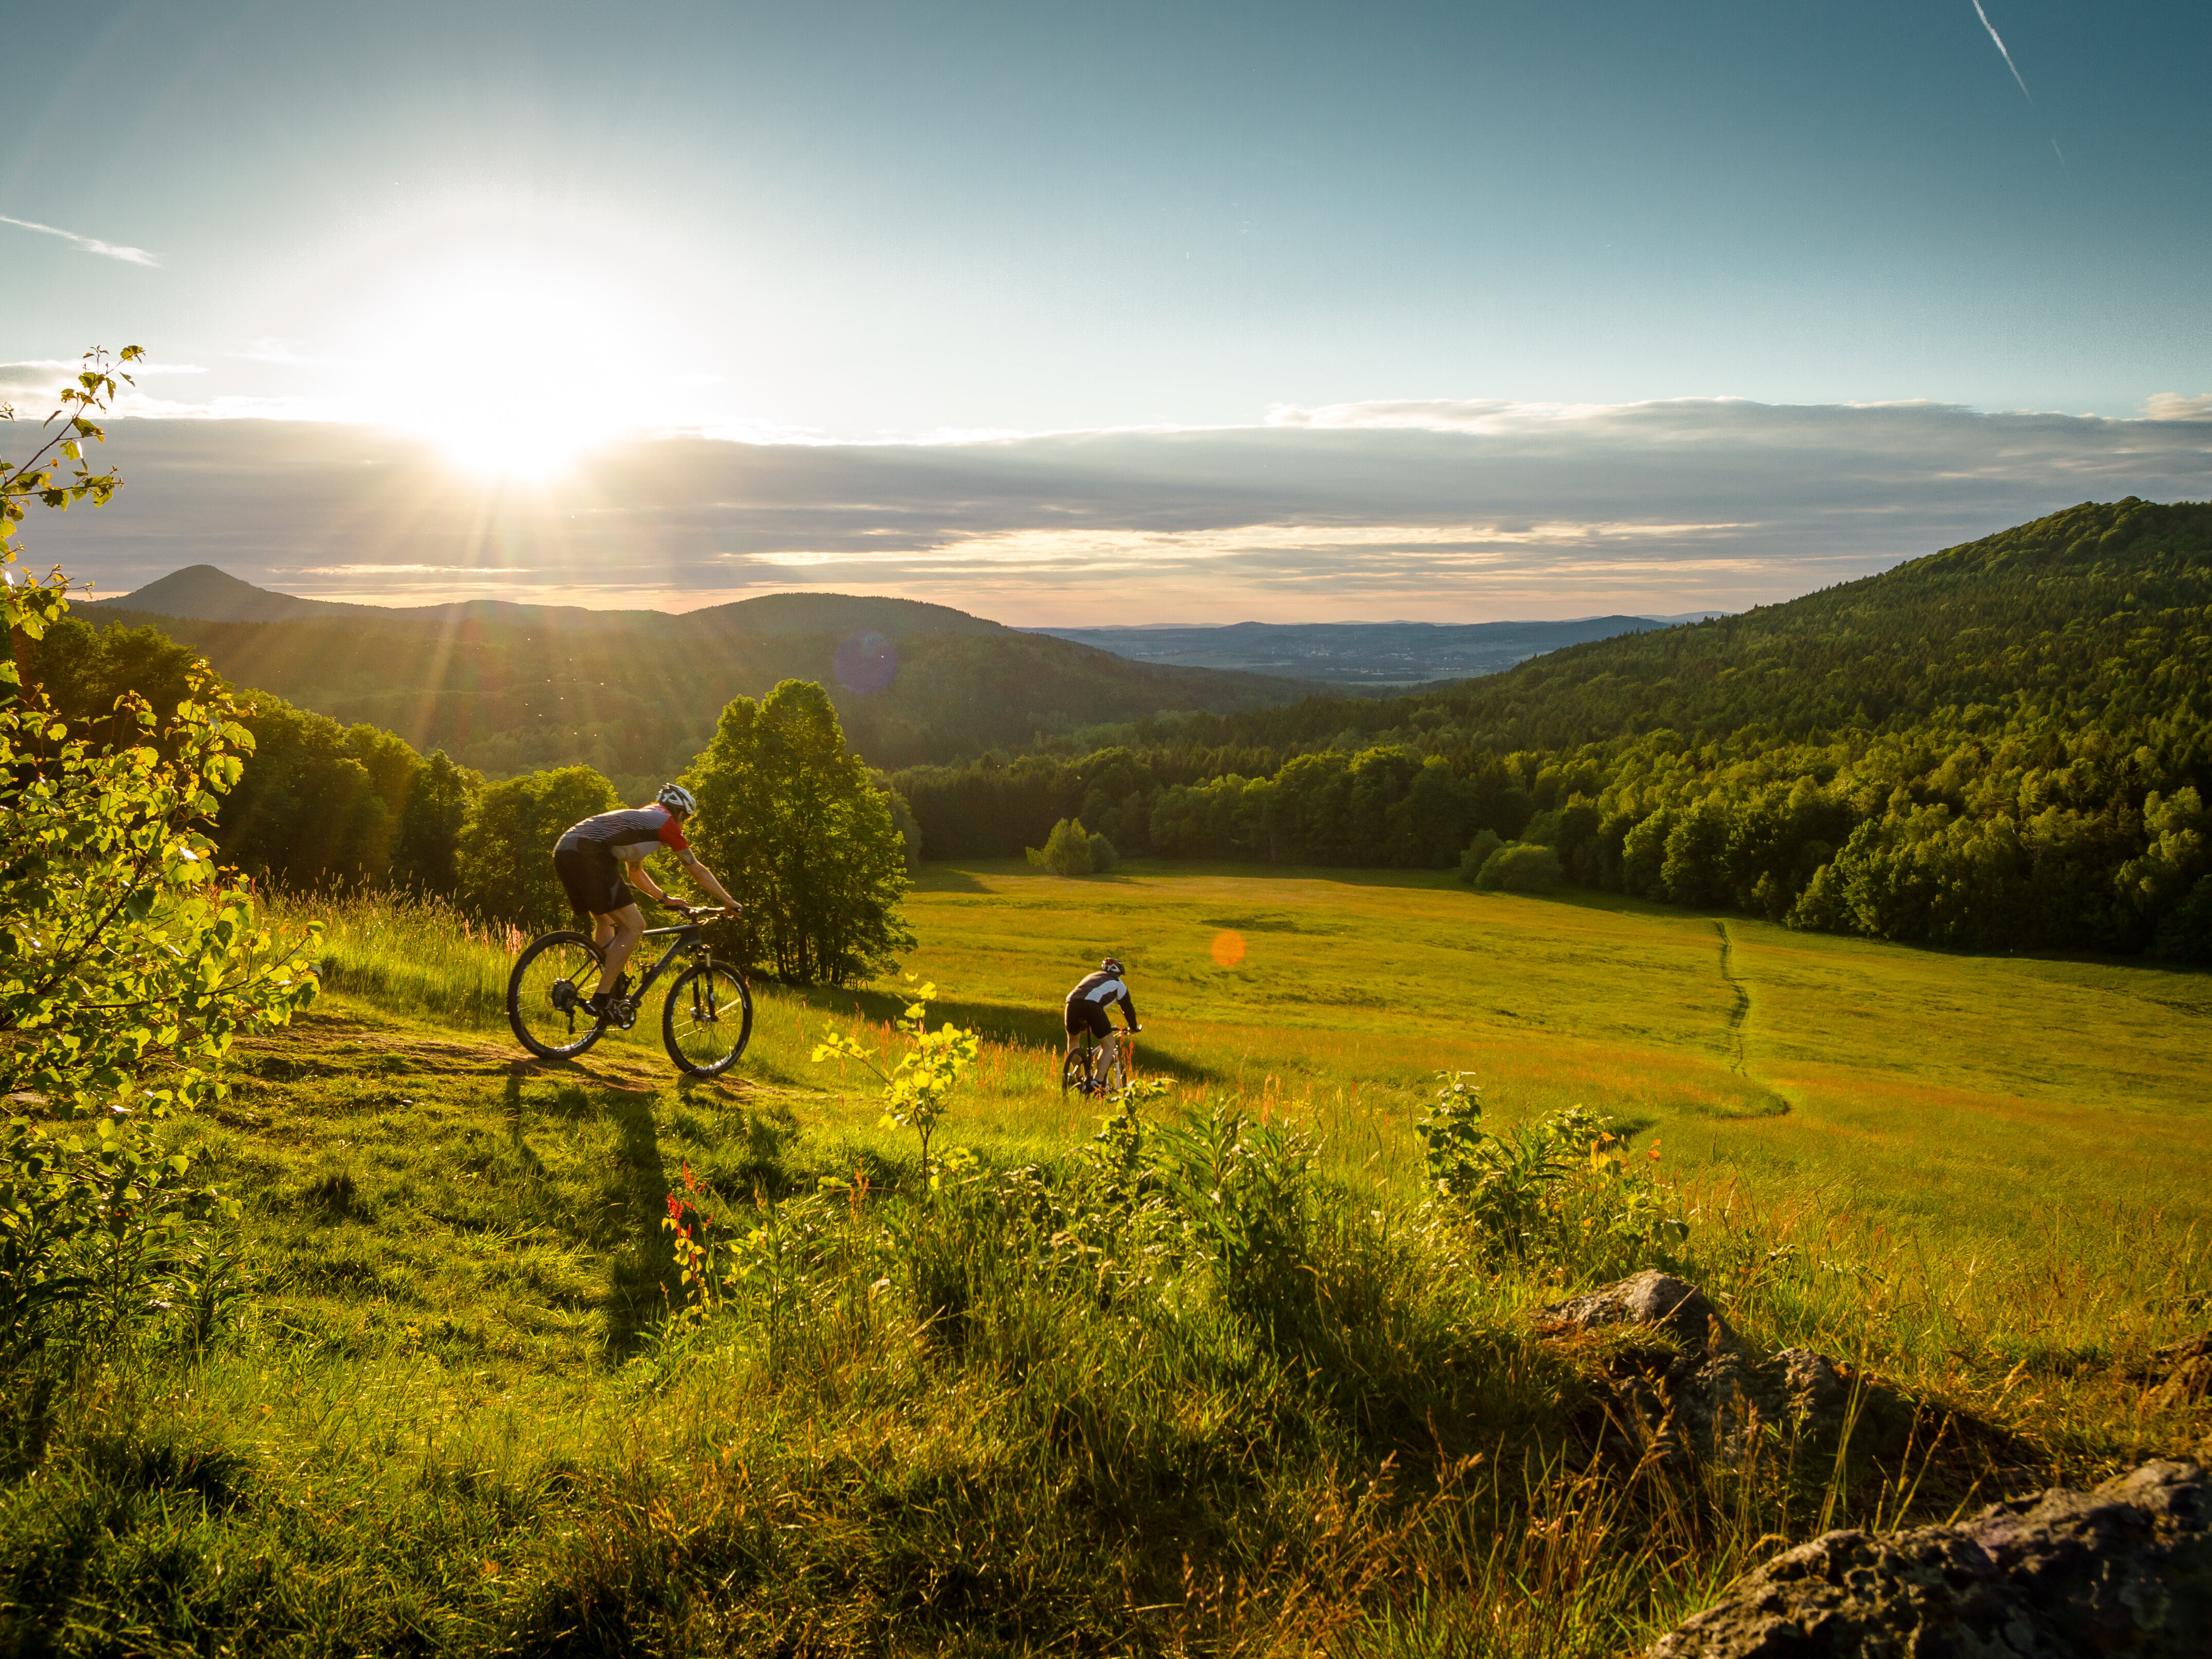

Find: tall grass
2;875;2192;1653
270;888;524;1029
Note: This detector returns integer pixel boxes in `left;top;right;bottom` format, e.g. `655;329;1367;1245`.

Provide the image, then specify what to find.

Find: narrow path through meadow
1713;919;1752;1076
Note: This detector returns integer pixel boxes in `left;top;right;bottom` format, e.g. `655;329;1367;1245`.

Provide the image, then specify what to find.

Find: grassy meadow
3;862;2207;1655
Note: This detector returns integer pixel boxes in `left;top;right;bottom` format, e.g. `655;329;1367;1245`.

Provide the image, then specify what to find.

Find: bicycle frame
1074;1027;1132;1090
624;920;713;1005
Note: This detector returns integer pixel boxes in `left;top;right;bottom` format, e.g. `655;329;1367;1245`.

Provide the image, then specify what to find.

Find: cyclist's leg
593;903;646;996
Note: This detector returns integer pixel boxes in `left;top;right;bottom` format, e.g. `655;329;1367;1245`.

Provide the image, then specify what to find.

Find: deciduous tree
685;679;914;986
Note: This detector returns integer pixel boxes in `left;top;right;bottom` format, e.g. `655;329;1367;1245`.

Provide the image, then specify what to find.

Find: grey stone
1646;1460;2210;1658
1532;1269;1738;1355
1532;1274;1867;1462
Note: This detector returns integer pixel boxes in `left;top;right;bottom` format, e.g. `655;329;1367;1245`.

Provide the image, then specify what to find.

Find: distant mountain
85;566;995;639
72;568;1330;781
84;564;389;623
1024;616;1697;684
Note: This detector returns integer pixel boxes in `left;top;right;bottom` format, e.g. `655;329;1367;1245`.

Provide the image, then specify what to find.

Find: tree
685;680;915;986
455;765;621;928
1027;816;1115;876
395;750;479;894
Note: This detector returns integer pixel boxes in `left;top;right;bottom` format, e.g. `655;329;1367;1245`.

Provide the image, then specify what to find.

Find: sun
354;253;645;481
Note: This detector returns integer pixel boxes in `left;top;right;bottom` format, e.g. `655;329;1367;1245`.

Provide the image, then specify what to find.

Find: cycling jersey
1065;971;1138;1028
556;806;691;863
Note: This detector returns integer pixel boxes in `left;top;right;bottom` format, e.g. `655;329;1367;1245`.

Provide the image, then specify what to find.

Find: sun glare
356;254;645;481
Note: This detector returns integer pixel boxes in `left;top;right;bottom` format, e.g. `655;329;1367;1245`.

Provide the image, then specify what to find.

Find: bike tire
1060;1048;1092;1096
662;960;753;1077
507;931;609;1060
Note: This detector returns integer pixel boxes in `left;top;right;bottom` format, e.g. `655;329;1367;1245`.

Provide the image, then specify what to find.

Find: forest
28;498;2212;961
893;499;2212;957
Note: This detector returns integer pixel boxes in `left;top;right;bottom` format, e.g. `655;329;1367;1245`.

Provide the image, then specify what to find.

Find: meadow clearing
5;862;2206;1655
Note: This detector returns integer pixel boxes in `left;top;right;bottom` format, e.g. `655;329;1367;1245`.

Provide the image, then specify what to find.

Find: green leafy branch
811;977;979;1191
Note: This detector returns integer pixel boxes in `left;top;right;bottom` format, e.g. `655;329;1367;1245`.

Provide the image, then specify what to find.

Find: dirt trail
1713;920;1790;1116
1713;920;1752;1075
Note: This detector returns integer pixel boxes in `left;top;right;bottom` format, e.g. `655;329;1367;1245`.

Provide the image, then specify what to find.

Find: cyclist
1064;956;1141;1086
552;783;740;1016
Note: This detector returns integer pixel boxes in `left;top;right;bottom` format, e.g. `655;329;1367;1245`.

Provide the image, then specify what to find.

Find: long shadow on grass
501;1069;678;1362
788;985;1225;1085
603;1091;679;1360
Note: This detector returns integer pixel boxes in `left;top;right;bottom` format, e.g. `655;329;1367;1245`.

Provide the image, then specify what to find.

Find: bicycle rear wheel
508;931;608;1060
1060;1046;1093;1096
662;960;753;1077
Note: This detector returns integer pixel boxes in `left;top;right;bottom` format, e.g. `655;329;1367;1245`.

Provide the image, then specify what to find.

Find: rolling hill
1025;615;1713;685
894;499;2212;958
71;570;1328;781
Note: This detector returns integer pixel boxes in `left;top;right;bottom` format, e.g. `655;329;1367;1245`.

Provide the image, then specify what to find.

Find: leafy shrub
1477;842;1563;892
1458;829;1503;885
1416;1073;1687;1277
3;362;318;1369
1026;816;1109;876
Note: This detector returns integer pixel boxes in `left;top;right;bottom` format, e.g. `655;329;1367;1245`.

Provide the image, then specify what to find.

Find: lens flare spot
1210;929;1246;968
833;629;897;694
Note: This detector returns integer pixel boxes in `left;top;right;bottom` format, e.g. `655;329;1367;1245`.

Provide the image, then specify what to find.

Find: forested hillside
894;499;2212;958
72;578;1324;783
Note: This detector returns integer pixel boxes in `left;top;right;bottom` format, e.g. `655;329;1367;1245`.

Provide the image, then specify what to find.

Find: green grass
1;866;2205;1655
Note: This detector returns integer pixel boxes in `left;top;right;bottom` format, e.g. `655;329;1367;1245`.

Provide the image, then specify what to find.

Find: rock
1646;1460;2210;1657
1532;1269;1739;1355
1532;1273;1871;1462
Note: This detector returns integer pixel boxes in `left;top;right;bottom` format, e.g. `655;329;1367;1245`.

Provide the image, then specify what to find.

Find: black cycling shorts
554;845;636;918
1065;998;1113;1040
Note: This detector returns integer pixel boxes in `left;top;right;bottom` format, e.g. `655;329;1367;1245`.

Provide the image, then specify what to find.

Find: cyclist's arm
1117;989;1140;1030
619;852;671;904
673;848;740;911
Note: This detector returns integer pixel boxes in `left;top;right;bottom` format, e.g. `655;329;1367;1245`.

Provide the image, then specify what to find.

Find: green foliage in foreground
4;368;318;1378
0;976;2199;1657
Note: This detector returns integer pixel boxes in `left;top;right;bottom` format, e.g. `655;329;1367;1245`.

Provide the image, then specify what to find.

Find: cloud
26;397;2212;623
1969;0;2034;105
0;214;160;266
292;563;536;577
231;338;337;368
2143;393;2212;423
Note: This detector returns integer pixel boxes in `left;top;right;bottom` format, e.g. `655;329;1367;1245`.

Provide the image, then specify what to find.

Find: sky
4;0;2208;622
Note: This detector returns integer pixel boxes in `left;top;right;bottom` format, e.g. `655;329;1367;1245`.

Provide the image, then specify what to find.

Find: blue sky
4;1;2208;618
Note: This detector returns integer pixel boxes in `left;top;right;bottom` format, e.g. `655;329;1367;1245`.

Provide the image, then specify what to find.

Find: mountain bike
1061;1027;1137;1096
506;901;752;1076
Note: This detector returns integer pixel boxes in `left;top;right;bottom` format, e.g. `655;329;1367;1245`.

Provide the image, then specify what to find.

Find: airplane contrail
1969;0;2035;105
0;213;160;266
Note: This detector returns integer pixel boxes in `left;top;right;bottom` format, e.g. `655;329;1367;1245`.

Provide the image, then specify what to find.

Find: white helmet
657;781;698;817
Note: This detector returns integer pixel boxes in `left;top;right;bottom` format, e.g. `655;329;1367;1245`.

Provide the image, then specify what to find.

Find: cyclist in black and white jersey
552;783;740;1016
1064;957;1141;1066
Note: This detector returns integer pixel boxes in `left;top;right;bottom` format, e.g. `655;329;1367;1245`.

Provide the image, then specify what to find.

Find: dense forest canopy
893;500;2212;958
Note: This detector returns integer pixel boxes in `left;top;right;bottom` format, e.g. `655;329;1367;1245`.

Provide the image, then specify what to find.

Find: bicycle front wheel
662;961;753;1077
509;931;608;1060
